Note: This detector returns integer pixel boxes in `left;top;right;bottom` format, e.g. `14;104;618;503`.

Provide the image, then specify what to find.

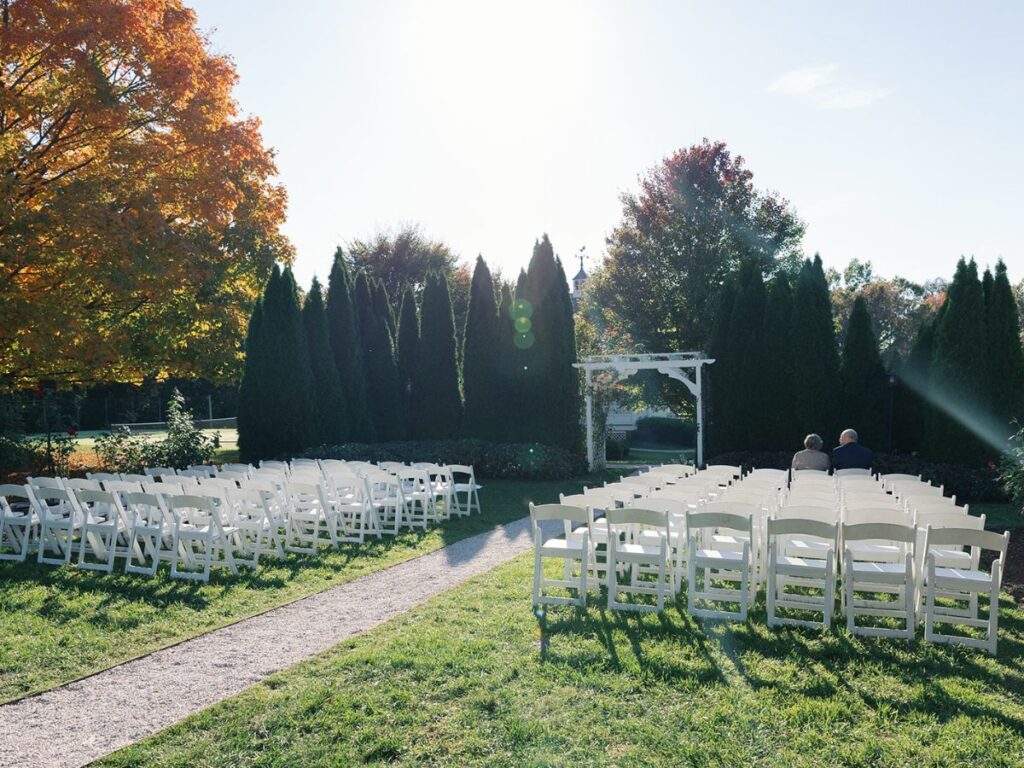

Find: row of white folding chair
766;514;1007;651
532;499;1007;653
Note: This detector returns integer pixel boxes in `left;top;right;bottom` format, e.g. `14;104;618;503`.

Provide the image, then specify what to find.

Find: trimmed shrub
634;417;696;446
605;437;630;461
299;439;586;480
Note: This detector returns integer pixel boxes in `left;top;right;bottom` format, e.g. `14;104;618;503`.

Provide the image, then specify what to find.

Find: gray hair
841;428;859;443
804;433;824;451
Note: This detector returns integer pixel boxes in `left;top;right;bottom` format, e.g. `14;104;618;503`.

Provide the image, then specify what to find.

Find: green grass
99;557;1024;767
0;476;597;704
974;502;1024;529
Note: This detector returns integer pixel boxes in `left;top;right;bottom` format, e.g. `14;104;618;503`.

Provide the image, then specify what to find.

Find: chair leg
532;547;542;607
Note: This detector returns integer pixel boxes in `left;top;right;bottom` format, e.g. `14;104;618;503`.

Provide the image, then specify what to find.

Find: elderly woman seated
791;433;830;471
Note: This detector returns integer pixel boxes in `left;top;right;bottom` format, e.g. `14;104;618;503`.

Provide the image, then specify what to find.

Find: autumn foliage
0;0;292;388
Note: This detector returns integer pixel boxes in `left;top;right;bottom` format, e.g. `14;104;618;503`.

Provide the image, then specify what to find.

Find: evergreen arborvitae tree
790;255;841;444
761;274;798;449
261;265;316;455
237;285;269;463
355;274;403;441
326;250;371;442
897;310;940;454
985;259;1024;442
927;257;988;465
839;295;888;449
552;256;583;451
373;278;398;344
517;235;565;444
729;260;769;450
495;283;521;442
397;286;420;427
416;270;463;438
708;280;738;454
302;277;347;446
462;256;501;440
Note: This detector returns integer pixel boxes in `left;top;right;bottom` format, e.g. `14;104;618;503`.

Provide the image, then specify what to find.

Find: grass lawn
99;556;1024;768
0;476;600;704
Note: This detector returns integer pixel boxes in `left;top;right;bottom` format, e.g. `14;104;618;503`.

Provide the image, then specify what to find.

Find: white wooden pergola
574;352;716;470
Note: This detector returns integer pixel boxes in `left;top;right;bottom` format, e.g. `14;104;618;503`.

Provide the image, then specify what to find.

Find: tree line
237;236;581;462
708;254;1023;466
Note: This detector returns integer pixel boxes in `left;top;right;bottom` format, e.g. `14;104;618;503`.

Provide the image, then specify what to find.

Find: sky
188;0;1023;289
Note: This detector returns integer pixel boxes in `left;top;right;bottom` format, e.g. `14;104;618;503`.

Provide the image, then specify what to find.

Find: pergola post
584;368;594;470
695;362;705;468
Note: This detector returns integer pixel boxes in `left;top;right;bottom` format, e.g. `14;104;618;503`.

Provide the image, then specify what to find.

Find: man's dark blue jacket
831;442;873;471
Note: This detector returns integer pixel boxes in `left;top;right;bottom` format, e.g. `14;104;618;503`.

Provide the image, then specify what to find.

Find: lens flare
514;331;535;349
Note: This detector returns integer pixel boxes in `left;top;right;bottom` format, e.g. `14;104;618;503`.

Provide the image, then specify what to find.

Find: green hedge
299;439;587;480
707;450;1008;504
634;417;695;446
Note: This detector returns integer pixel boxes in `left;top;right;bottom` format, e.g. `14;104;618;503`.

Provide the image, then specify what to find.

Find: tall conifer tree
761;274;797;448
496;283;522;442
326;250;371;442
462;256;501;440
839;295;888;447
985;260;1024;441
302;277;347;446
552;257;583;450
729;260;768;449
237;287;268;463
355;274;403;440
397;286;420;427
261;266;316;455
416;270;463;438
708;280;738;454
928;258;988;464
791;255;841;443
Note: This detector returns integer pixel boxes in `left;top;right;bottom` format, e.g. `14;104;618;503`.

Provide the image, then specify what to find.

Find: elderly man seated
791;433;830;471
832;428;873;470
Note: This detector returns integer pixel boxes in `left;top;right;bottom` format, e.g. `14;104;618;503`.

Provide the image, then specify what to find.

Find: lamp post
887;372;899;454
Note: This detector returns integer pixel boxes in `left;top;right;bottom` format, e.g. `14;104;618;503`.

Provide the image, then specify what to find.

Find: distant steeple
571;247;587;309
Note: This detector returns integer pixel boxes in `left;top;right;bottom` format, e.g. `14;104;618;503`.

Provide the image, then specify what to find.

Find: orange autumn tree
0;0;292;388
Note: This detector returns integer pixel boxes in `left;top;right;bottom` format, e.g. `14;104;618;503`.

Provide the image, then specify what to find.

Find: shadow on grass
534;581;1024;733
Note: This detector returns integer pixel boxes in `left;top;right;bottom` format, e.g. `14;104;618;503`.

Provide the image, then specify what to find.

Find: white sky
189;0;1023;288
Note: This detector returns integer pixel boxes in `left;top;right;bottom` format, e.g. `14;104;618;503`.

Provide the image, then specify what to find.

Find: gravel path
0;516;547;768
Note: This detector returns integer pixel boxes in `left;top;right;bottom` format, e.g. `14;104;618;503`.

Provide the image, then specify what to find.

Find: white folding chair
179;466;215;479
75;489;128;572
530;503;590;608
0;484;36;562
229;486;284;564
27;476;65;494
86;471;121;482
834;468;872;478
627;496;687;592
607;507;676;612
123;492;171;576
922;526;1010;655
144;467;176;478
63;478;101;493
284;481;338;553
168;495;240;582
397;468;435;529
33;487;83;565
842;522;916;639
449;465;481;516
686;510;753;620
766;517;837;630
